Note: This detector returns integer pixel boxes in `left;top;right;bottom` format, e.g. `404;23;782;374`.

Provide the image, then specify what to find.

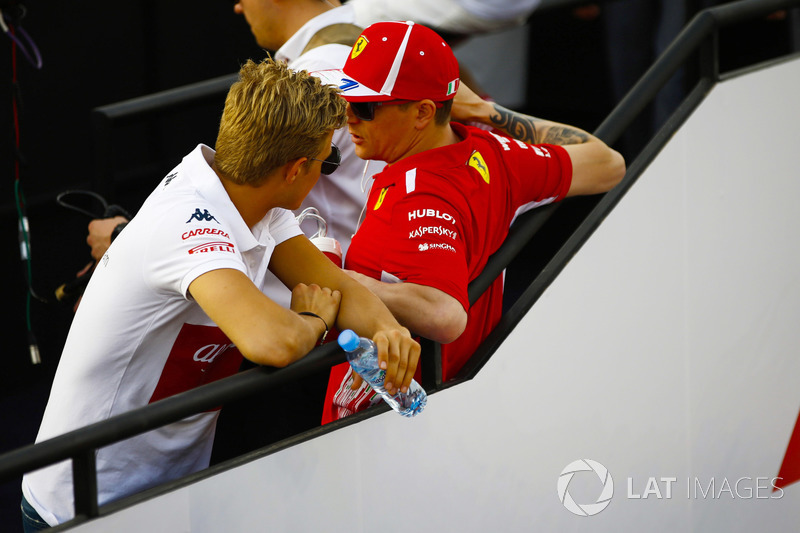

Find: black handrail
5;0;799;528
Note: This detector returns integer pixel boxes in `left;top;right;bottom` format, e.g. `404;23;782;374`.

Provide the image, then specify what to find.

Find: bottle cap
338;329;360;352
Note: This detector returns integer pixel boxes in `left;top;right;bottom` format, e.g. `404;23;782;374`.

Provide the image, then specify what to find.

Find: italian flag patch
446;79;459;96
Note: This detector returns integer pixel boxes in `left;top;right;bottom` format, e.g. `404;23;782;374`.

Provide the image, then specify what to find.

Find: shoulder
292;43;351;71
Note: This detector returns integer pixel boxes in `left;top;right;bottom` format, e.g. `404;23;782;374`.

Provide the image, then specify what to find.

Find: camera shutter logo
557;459;614;516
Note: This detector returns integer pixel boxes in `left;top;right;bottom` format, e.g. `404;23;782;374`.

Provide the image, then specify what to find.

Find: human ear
414;100;437;129
285;157;307;184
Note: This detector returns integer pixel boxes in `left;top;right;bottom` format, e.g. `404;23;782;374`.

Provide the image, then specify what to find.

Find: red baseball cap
312;21;460;103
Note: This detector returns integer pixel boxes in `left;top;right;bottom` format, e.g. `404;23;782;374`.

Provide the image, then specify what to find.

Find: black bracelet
298;311;329;343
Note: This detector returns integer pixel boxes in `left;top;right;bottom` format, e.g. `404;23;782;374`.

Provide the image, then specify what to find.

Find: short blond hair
214;58;346;185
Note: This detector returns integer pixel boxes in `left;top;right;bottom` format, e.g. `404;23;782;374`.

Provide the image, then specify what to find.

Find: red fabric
322;123;572;422
775;411;800;490
321;362;352;425
149;323;242;411
341;21;460;102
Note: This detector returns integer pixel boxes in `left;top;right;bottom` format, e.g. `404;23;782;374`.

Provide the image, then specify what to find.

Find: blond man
21;58;419;529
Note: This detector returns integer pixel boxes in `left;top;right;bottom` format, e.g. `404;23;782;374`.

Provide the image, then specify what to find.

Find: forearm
334;274;403;336
347;274;466;344
460;99;625;196
473;102;594;146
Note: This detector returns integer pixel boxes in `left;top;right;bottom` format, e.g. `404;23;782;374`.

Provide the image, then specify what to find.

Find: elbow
425;306;468;345
607;149;626;189
595;148;626;193
590;148;626;194
237;332;304;368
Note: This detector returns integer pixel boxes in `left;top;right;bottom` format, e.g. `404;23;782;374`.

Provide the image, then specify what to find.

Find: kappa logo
188;241;235;255
469;151;490;184
351;35;368;59
186;209;219;224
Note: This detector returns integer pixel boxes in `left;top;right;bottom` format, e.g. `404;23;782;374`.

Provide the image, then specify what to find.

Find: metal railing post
72;448;99;519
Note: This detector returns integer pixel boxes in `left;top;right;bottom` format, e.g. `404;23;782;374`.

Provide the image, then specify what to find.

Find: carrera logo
182;228;231;240
351;35;368;59
409;225;458;240
188;241;235;254
418;242;456;253
408;209;457;225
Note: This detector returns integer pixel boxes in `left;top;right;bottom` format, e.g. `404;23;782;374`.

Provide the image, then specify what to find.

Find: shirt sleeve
381;192;470;311
513;142;572;206
484;131;572;208
267;208;304;246
143;201;247;300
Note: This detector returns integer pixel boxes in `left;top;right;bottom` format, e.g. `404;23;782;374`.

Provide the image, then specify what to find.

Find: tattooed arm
451;83;626;196
451;82;591;144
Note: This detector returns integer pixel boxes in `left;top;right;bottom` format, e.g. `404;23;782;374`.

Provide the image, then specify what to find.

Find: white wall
72;56;800;532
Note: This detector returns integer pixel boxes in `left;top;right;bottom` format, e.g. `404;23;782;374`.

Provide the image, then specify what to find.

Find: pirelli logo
188;241;235;255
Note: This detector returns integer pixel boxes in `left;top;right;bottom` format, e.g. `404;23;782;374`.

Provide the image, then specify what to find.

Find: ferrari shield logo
469;151;490;184
374;186;390;210
352;36;369;59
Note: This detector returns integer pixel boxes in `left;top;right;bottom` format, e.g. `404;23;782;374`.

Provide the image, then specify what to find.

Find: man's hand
290;283;341;334
87;216;128;262
361;327;420;396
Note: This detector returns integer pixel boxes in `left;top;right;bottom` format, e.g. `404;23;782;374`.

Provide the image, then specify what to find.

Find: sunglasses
309;143;341;175
349;99;411;121
349;99;446;121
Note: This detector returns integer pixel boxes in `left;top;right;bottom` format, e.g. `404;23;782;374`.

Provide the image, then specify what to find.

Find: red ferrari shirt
345;122;572;381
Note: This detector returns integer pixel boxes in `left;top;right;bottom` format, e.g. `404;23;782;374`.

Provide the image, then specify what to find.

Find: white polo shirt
22;144;301;526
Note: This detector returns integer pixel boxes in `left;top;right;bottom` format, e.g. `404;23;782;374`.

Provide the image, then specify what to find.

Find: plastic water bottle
337;329;427;417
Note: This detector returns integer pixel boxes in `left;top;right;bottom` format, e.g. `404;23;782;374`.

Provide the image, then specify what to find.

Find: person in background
20;58;419;530
314;20;625;421
345;0;541;36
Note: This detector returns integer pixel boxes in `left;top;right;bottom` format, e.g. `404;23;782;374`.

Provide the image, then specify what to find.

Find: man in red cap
316;20;625;421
